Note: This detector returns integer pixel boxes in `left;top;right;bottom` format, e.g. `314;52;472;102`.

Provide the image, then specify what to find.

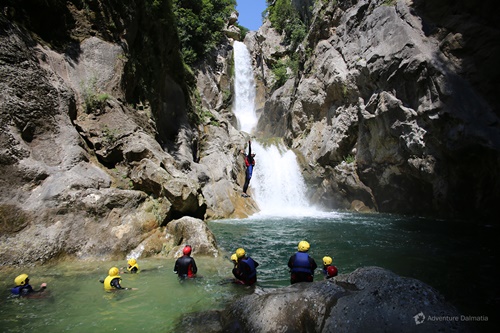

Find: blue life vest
11;284;32;295
241;257;257;279
291;252;313;274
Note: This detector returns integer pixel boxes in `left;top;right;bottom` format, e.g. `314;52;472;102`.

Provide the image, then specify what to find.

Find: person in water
174;245;198;279
322;256;338;279
122;258;140;273
288;241;318;284
232;248;259;286
240;140;256;198
103;267;136;290
11;274;47;297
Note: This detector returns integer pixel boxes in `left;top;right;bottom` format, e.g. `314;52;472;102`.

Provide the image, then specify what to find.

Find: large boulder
177;267;472;333
164;216;219;258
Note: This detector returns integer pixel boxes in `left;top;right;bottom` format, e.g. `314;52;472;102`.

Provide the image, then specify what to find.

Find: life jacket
104;275;121;290
127;263;139;273
244;156;255;167
291;252;313;274
11;284;32;295
241;257;257;280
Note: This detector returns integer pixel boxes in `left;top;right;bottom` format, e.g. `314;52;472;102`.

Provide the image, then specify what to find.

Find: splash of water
233;41;258;133
232;42;318;217
250;141;315;216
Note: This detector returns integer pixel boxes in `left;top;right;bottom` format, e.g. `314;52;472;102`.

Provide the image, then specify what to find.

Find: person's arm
36;283;47;292
110;278;125;290
174;259;179;274
288;255;294;269
310;257;318;271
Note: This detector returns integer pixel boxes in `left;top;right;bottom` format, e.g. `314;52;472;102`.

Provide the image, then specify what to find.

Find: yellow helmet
298;241;310;252
230;253;238;262
235;248;246;258
14;274;29;286
127;258;137;266
108;267;120;277
323;256;333;265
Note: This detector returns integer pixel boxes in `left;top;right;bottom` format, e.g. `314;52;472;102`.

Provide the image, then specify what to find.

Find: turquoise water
1;212;496;332
208;212;497;320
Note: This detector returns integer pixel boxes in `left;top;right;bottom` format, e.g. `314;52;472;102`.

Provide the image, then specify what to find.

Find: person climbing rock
11;274;47;297
288;241;317;284
232;248;259;286
321;256;338;279
240;140;256;197
174;245;198;279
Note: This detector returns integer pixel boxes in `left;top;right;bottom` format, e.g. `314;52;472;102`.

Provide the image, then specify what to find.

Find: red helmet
182;245;192;255
327;265;338;278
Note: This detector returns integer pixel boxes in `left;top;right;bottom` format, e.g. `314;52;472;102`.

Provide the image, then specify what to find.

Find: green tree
265;0;307;50
173;0;236;65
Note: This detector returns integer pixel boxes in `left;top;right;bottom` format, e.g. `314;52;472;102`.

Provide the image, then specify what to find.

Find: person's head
323;256;333;266
14;274;29;286
230;253;238;263
127;258;137;267
108;267;120;277
298;241;310;252
235;248;246;259
183;245;192;256
327;265;338;278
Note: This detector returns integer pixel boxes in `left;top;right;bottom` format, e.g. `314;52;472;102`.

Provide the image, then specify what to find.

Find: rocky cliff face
245;0;500;221
0;1;253;266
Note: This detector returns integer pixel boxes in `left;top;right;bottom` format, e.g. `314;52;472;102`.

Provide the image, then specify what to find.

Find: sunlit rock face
245;0;500;221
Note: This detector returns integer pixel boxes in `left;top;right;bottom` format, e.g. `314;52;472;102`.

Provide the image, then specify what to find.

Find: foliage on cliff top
172;0;236;65
265;0;307;50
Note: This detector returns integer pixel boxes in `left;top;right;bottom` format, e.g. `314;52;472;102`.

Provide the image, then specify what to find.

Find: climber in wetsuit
174;245;198;279
240;140;256;197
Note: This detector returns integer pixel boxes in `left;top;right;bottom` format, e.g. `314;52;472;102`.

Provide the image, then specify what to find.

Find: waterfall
233;41;258;133
232;41;314;217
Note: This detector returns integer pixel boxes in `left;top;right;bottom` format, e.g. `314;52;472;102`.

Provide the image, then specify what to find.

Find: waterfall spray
232;41;314;216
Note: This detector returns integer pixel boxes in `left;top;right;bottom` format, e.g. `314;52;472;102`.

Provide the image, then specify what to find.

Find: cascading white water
232;41;315;217
233;41;258;133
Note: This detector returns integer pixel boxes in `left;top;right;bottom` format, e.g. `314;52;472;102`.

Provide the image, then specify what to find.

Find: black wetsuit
174;255;198;278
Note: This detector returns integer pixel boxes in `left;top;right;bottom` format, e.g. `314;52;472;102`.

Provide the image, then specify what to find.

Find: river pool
0;212;496;332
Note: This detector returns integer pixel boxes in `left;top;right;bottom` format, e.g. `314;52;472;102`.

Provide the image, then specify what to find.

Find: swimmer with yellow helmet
322;256;338;279
287;240;318;284
232;247;259;286
102;267;137;291
123;258;140;273
11;273;47;297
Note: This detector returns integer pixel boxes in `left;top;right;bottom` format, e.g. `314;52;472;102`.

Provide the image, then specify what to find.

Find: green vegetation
266;0;307;50
344;154;356;164
271;57;299;89
81;76;110;113
172;0;237;65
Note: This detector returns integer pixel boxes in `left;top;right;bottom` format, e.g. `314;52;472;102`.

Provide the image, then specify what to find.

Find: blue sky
236;0;268;31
